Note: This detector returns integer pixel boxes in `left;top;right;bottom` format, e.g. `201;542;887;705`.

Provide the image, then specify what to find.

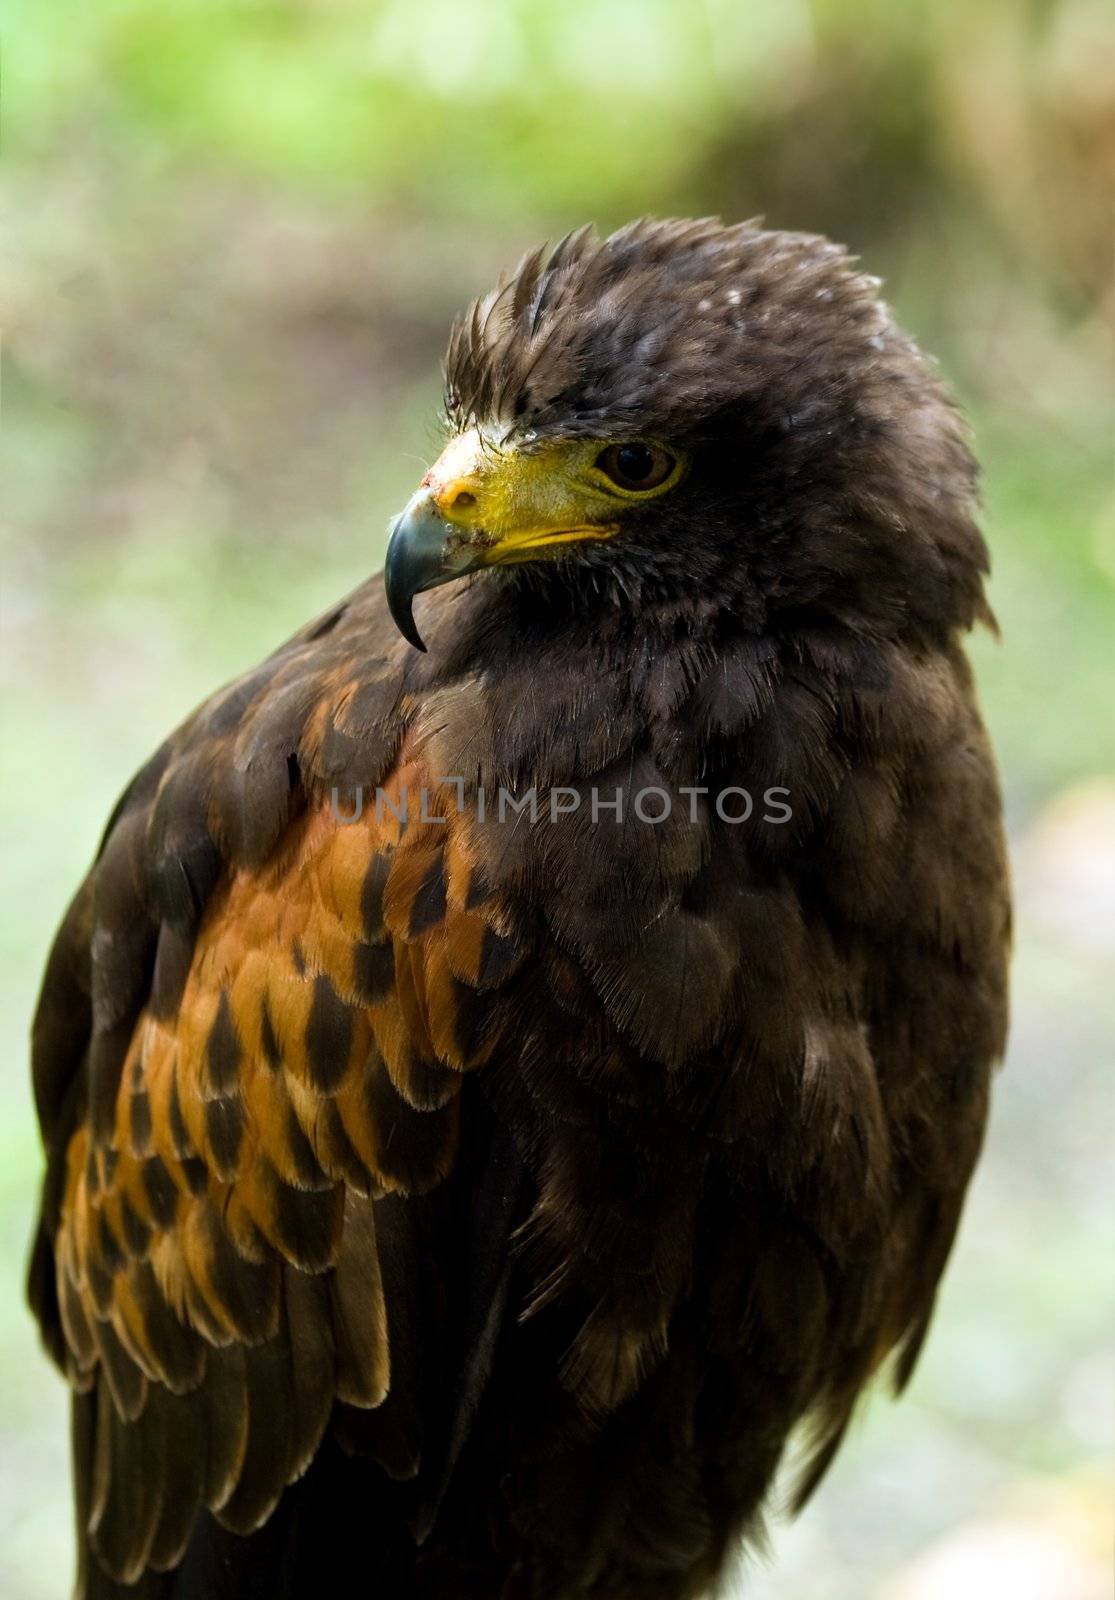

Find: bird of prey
28;218;1010;1599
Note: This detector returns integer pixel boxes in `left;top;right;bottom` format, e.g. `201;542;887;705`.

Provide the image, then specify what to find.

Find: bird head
385;218;990;651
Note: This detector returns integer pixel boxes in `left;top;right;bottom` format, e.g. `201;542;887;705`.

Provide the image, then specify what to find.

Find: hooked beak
384;488;486;652
382;428;622;651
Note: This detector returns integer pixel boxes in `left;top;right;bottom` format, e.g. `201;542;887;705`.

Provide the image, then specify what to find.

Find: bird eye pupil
595;441;676;491
616;444;653;482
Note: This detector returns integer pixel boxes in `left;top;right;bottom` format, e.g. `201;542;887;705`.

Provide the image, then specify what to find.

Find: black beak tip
389;591;428;652
384;512;430;652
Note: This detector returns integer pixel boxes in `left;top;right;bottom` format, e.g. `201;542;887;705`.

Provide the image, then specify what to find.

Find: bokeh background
2;2;1112;1596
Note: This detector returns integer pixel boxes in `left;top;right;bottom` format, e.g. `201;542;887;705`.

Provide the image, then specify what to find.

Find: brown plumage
29;218;1010;1599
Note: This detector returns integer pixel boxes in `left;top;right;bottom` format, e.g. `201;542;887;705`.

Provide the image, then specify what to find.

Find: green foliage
9;0;816;209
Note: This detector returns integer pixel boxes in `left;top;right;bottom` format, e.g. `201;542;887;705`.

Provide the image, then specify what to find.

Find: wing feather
31;667;525;1586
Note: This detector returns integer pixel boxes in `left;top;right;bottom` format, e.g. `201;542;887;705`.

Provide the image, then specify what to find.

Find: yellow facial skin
422;427;687;561
383;427;688;649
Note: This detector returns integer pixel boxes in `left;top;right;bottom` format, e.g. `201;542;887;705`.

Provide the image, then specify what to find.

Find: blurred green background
2;2;1112;1596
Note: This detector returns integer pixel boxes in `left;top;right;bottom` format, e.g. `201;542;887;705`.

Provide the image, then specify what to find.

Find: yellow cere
425;427;688;561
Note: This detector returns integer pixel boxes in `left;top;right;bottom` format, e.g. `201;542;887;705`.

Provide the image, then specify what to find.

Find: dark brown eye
595;441;676;492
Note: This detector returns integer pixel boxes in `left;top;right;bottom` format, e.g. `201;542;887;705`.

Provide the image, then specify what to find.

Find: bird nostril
449;490;477;510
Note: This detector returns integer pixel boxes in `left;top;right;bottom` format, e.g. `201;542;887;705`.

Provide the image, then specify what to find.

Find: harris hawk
28;218;1010;1599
